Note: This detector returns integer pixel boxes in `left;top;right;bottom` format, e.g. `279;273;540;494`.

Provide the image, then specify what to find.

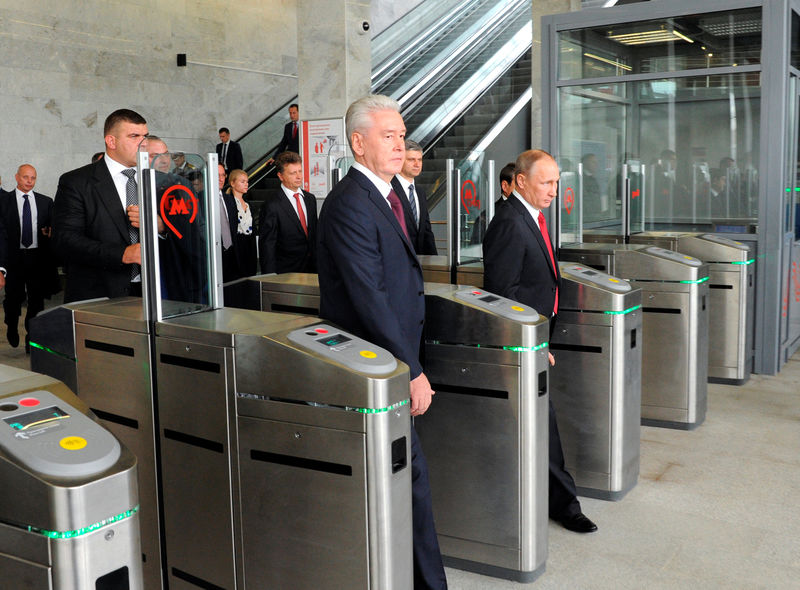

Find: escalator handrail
391;0;526;107
371;0;485;91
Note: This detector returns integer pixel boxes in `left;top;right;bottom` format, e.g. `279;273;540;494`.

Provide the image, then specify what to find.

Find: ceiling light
584;52;633;71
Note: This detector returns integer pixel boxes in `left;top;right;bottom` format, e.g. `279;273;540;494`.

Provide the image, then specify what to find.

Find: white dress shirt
104;154;135;213
281;184;308;222
352;162;393;206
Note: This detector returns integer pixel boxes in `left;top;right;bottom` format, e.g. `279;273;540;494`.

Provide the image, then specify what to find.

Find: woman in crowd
222;169;257;282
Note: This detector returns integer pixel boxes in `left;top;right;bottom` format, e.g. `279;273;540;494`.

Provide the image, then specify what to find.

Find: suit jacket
482;195;560;318
53;159;138;303
0;190;58;294
391;177;437;255
258;188;317;274
318;167;425;378
274;121;300;157
216;140;244;172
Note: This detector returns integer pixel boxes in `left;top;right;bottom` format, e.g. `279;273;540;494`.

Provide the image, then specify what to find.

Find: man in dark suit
216;127;244;173
391;140;437;255
483;149;598;534
258;151;317;274
317;95;447;590
267;103;300;165
53;108;148;303
1;164;56;350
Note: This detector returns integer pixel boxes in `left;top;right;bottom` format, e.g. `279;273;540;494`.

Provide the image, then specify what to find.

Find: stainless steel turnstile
29;297;164;588
550;263;643;500
0;365;142;590
418;284;550;583
628;232;755;384
560;244;710;430
155;308;413;590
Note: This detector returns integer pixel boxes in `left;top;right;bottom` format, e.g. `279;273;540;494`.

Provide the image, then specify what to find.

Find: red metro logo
159;184;198;239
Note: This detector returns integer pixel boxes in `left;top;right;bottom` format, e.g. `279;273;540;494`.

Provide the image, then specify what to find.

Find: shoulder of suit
58;160;101;184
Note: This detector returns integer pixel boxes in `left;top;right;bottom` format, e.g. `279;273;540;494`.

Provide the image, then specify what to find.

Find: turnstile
550;263;643;500
419;255;450;283
29;297;163;589
418;284;550;583
628;232;754;384
559;243;709;430
0;365;142;590
155;308;412;589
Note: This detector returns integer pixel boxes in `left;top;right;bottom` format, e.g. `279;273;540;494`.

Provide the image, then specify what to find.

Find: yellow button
609;278;619;283
511;305;524;312
360;350;377;359
60;436;87;451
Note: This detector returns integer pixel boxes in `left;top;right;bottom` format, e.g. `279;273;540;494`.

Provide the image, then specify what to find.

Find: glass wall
556;8;762;234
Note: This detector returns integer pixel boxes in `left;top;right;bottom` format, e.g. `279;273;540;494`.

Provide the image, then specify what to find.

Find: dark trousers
548;313;581;519
410;424;448;590
3;249;45;337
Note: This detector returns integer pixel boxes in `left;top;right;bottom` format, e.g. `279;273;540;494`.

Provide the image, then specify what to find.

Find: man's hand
122;243;141;265
41;226;52;238
548;352;555;367
128;204;166;234
410;372;435;417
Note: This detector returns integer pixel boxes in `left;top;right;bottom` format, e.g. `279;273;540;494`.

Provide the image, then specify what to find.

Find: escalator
241;0;533;218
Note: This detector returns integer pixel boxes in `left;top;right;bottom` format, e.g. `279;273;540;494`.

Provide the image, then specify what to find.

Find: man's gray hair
405;139;422;153
345;95;401;148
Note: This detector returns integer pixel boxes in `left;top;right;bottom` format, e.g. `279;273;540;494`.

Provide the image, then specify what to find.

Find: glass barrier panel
142;152;215;320
557;155;582;245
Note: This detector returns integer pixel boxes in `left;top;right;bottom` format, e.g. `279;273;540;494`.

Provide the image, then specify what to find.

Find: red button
315;328;329;334
19;398;40;407
472;291;482;295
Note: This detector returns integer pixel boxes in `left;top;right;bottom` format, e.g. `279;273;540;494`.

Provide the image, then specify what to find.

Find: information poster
300;117;348;198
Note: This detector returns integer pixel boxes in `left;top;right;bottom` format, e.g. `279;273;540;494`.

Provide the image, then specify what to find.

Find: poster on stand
299;118;348;199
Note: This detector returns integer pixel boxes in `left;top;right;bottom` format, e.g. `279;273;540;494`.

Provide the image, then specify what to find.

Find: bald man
1;164;55;351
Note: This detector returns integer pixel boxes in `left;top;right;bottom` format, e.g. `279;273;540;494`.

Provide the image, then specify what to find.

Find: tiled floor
2;297;798;589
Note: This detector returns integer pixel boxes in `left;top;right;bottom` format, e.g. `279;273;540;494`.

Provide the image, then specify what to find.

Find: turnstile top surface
254;272;321;294
158;307;317;347
559;242;646;256
418;254;449;271
678;234;752;264
614;247;708;283
424;283;549;350
558;262;641;314
72;297;149;333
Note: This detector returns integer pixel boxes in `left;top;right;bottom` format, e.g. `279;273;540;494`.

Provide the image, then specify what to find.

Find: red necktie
292;122;297;139
538;211;558;314
293;193;308;236
387;190;409;240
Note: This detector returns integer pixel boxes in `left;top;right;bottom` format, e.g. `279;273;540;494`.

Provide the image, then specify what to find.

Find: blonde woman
222;169;257;281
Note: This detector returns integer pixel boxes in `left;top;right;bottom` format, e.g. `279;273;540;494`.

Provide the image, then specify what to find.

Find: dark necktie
222;143;228;168
407;184;419;226
387;190;409;240
21;194;33;248
537;211;558;314
122;168;140;279
293;193;308;236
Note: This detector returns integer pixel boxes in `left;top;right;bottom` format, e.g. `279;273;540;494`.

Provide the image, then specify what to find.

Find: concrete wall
0;0;299;196
370;0;425;37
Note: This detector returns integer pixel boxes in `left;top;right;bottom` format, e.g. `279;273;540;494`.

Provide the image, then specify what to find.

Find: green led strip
27;506;139;539
503;342;549;352
731;259;755;265
680;276;710;284
351;399;410;414
28;341;76;363
604;304;642;315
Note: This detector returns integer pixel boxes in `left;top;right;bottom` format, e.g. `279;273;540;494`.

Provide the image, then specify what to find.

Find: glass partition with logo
139;151;220;322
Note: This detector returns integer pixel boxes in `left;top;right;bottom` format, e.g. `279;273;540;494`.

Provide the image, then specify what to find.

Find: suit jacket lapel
277;191;306;237
509;197;558;279
92;162;130;242
349;169;416;255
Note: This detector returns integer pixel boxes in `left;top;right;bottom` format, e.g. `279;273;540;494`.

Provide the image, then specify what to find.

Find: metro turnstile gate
559;244;710;430
550;263;643;500
418;284;550;583
234;274;552;582
0;365;142;590
156;308;412;590
628;232;754;384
